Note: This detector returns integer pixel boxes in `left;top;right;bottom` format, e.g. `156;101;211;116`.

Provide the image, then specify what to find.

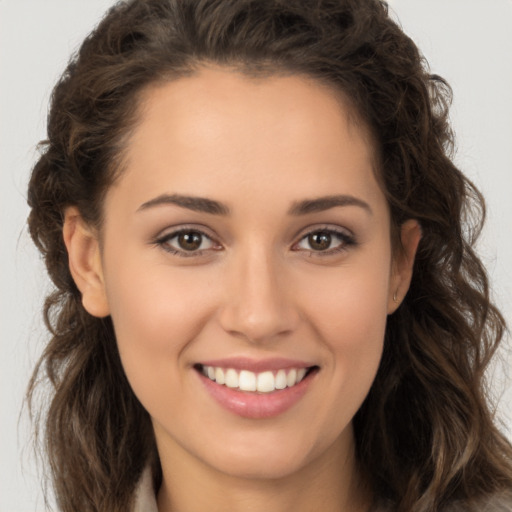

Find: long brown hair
27;1;512;511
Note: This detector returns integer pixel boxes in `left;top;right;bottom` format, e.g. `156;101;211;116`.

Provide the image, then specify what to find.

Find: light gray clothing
131;466;512;512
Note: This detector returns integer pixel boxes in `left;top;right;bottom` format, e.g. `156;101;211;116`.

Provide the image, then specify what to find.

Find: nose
218;245;300;344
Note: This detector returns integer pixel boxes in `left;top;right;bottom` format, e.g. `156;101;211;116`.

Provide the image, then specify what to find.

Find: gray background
1;1;511;510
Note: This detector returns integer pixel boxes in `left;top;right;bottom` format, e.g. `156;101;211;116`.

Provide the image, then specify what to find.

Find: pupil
178;232;202;251
309;232;331;250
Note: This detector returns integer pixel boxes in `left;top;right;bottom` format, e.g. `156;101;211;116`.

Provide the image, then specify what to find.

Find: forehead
134;66;375;157
108;66;384;213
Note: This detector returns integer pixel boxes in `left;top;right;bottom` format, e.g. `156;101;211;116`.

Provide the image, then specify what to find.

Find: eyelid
154;223;218;240
152;224;223;256
291;224;356;254
293;223;354;241
151;223;356;258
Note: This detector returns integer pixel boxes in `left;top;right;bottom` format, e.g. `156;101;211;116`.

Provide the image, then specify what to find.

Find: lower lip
197;370;315;419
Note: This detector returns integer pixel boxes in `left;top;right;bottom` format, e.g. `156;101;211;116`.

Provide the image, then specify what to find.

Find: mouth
194;364;319;394
193;357;319;418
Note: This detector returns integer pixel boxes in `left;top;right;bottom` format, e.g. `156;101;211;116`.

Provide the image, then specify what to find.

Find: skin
64;67;421;512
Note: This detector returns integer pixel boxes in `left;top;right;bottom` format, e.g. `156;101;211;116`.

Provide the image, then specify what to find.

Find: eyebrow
137;193;372;216
288;195;373;216
137;194;230;215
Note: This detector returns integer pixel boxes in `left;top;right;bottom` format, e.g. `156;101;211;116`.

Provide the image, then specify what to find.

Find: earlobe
63;207;110;318
388;219;422;314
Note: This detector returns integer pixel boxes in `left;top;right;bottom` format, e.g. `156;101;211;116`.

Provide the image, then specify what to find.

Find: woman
26;0;512;511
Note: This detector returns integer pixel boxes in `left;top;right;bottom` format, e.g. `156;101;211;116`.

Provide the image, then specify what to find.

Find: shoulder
374;492;512;512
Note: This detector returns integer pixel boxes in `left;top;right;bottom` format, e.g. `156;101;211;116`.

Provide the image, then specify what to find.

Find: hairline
95;60;397;250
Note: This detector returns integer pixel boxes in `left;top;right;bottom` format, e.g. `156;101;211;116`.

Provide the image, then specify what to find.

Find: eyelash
292;227;356;256
153;227;220;258
153;226;356;258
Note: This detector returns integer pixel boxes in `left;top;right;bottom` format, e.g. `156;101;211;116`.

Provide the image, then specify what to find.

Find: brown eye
307;232;332;251
177;231;203;251
294;228;355;255
156;229;218;256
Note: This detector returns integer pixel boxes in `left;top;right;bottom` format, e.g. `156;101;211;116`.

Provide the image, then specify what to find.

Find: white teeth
215;367;225;385
201;365;311;392
286;369;297;387
256;371;275;393
239;370;257;391
275;369;287;390
225;368;239;388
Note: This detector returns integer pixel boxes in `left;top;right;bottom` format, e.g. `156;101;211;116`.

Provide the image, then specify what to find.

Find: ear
387;219;422;314
63;207;110;318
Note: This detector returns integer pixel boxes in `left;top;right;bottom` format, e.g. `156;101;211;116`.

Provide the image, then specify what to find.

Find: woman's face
68;67;419;481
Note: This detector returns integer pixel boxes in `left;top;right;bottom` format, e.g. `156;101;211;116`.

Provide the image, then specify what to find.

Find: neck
156;427;372;512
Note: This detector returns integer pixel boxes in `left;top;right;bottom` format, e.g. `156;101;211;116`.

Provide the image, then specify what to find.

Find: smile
199;365;309;393
195;361;318;419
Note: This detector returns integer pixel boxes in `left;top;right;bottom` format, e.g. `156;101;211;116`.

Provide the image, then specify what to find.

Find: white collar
132;465;159;512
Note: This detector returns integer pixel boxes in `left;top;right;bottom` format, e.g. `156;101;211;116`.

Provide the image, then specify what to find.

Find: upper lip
196;357;315;373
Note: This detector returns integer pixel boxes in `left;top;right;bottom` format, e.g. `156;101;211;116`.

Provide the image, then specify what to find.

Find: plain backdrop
1;1;511;511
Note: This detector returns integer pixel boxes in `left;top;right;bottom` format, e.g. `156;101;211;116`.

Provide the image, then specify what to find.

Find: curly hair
26;0;512;511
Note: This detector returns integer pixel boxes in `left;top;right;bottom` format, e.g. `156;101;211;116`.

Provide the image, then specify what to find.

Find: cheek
104;244;215;342
102;253;216;403
305;252;391;341
316;282;387;386
305;281;387;448
300;252;391;409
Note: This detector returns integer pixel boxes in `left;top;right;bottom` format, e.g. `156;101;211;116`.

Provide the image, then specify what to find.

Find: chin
198;423;351;482
209;449;312;481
